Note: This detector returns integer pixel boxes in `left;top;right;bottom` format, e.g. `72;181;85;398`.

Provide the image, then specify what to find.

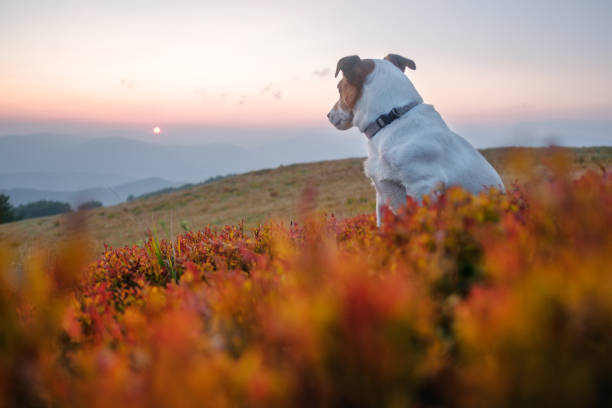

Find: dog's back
367;102;504;197
398;104;504;195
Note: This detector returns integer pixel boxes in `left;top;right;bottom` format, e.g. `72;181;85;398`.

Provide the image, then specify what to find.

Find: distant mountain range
0;132;367;205
0;171;139;191
1;177;184;207
0;132;367;187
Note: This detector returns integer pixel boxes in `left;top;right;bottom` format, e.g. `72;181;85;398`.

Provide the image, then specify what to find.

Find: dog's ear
335;55;364;85
384;54;416;72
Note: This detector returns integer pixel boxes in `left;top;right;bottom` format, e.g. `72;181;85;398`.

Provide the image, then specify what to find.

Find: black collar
364;101;420;139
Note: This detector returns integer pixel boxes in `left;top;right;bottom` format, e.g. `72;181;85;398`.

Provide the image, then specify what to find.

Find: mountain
0;172;138;191
0;132;367;187
4;120;607;197
1;177;184;207
0;135;254;182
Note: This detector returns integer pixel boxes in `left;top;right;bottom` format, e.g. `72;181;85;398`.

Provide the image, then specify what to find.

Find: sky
1;0;611;146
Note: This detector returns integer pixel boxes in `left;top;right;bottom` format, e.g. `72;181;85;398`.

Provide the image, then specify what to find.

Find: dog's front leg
376;192;383;227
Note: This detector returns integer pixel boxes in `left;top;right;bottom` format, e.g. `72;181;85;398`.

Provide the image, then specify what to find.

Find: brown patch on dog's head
384;54;416;72
334;55;374;110
336;79;360;110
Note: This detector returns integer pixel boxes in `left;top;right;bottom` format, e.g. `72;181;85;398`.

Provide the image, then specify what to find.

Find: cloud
312;68;331;77
260;84;273;94
261;83;283;101
120;78;135;89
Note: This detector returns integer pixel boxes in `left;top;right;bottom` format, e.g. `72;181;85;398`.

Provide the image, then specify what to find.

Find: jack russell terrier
327;54;505;225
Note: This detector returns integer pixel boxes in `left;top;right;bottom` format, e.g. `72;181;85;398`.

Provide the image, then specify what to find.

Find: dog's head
327;54;417;130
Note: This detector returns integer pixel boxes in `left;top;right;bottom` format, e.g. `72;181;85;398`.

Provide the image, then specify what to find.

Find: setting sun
153;126;161;134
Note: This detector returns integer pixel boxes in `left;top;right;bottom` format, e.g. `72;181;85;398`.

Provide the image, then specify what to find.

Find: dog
327;54;505;225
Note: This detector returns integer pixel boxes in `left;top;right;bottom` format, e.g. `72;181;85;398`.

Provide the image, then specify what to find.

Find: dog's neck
352;60;424;134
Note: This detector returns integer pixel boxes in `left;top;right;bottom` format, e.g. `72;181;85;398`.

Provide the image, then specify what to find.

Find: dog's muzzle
327;106;353;130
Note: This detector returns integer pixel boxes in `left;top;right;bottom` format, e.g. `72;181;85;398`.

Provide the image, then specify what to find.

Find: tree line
0;194;102;224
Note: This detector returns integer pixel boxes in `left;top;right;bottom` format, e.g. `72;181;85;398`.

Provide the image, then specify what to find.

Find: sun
153;126;161;134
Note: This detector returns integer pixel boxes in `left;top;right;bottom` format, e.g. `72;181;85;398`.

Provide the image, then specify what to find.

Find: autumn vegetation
0;149;611;407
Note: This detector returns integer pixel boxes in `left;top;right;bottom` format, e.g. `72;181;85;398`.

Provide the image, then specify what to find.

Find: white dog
327;54;505;225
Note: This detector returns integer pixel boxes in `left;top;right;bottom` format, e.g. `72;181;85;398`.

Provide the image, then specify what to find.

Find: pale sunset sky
1;0;611;145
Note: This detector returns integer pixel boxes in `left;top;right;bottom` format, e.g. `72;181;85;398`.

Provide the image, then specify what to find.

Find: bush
14;200;72;220
1;158;611;407
77;200;103;211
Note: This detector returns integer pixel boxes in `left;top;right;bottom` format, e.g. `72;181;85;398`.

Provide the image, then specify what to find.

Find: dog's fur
328;54;505;225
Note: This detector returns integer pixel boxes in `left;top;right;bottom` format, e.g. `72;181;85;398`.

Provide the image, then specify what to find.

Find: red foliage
1;166;611;407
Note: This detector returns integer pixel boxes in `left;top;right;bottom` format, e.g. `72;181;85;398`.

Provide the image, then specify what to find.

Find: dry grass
1;146;610;256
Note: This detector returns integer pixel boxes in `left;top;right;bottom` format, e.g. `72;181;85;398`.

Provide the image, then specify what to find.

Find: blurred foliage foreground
1;154;611;408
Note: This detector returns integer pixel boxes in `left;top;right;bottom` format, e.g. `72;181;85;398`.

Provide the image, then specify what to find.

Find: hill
0;147;610;254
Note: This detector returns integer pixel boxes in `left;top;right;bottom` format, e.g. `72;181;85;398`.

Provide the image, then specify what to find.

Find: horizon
2;118;612;149
1;0;611;147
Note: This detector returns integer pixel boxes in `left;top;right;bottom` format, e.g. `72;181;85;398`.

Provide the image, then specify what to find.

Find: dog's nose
326;112;331;119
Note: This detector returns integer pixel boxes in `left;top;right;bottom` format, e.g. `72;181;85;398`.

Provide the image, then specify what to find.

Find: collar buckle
365;101;420;139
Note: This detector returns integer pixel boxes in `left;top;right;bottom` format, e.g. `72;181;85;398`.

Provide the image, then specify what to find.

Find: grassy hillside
0;146;610;254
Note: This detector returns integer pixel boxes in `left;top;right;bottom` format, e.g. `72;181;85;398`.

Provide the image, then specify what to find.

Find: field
1;145;611;407
1;147;610;258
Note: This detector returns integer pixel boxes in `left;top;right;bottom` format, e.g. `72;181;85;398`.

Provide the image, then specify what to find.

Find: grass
0;146;610;255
